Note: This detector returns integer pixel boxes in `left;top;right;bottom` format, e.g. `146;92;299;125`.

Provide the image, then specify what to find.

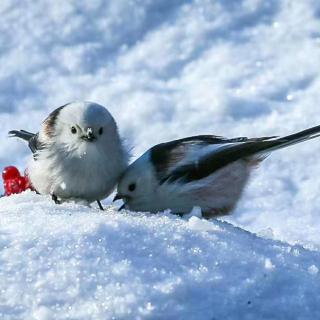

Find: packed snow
1;192;320;319
1;0;320;318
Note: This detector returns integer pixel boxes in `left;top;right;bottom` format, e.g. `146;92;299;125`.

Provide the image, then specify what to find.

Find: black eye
98;127;103;135
128;183;136;192
71;126;77;134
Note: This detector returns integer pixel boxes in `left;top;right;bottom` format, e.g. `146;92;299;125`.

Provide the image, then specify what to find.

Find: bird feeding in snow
115;125;320;218
9;101;129;209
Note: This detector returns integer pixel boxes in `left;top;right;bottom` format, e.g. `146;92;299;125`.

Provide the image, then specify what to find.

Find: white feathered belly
156;160;253;216
28;148;122;202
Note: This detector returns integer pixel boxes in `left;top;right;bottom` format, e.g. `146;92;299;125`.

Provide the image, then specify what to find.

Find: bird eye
98;127;103;135
128;183;136;192
71;126;77;134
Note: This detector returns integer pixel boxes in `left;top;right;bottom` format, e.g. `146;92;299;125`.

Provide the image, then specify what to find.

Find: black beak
113;194;128;211
113;193;122;202
82;135;96;142
82;128;96;142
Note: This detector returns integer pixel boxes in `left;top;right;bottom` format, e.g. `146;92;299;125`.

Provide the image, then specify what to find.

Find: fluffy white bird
9;101;128;209
115;125;320;218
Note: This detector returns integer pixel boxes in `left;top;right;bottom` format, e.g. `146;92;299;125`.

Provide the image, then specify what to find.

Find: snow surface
1;0;320;318
1;192;320;320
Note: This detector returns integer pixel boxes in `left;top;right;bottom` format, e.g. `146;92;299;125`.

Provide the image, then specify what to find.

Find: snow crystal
308;265;319;276
32;307;52;320
264;258;275;270
187;216;221;233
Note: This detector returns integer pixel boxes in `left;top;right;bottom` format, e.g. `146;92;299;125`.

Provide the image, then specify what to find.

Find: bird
114;125;320;218
9;101;129;210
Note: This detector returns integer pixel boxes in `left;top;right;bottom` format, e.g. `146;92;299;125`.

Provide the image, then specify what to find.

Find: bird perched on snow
9;101;128;209
115;125;320;218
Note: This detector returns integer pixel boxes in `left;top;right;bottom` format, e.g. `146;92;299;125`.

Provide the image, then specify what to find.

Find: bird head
42;101;120;153
115;152;157;211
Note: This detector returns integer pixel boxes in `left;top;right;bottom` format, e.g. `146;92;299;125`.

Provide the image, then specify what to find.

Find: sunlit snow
1;0;320;319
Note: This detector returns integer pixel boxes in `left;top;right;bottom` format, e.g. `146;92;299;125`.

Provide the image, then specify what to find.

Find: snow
308;265;319;276
1;192;320;319
1;0;320;318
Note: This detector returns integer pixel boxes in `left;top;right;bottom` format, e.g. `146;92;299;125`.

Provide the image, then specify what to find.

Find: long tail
200;125;320;177
8;130;35;142
156;125;320;184
259;124;320;154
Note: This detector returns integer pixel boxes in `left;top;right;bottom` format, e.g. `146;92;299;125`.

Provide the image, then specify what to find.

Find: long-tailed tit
115;125;320;217
9;101;128;209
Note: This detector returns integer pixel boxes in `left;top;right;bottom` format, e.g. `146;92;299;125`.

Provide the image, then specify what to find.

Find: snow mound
1;0;320;251
0;192;320;319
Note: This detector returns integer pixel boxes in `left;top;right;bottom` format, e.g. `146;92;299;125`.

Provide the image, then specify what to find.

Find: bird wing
9;129;44;158
150;135;277;184
160;141;271;184
161;124;320;184
28;133;44;155
42;104;68;137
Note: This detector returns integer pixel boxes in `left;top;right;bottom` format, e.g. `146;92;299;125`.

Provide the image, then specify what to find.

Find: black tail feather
8;130;35;142
259;124;320;154
9;130;41;154
164;125;320;183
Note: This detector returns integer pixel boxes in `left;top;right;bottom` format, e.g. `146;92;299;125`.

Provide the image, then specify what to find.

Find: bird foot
52;194;61;205
97;200;104;211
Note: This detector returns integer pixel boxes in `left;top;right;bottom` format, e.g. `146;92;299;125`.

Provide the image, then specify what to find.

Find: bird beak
113;193;129;211
113;193;122;202
82;128;96;142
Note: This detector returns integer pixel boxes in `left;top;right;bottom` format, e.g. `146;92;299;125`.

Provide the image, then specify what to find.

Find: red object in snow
2;166;33;196
2;166;20;180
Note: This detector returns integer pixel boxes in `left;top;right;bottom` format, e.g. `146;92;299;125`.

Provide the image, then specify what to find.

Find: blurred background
1;0;320;247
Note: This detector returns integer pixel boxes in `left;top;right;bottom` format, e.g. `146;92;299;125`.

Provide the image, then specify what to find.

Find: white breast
28;142;126;203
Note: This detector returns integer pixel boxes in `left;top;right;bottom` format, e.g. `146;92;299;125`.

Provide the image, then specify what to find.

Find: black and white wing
150;135;277;184
8;129;44;158
8;104;69;159
151;124;320;185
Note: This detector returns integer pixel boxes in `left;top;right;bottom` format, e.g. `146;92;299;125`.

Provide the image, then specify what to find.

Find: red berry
2;166;35;196
5;179;21;196
2;166;20;180
17;176;26;190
